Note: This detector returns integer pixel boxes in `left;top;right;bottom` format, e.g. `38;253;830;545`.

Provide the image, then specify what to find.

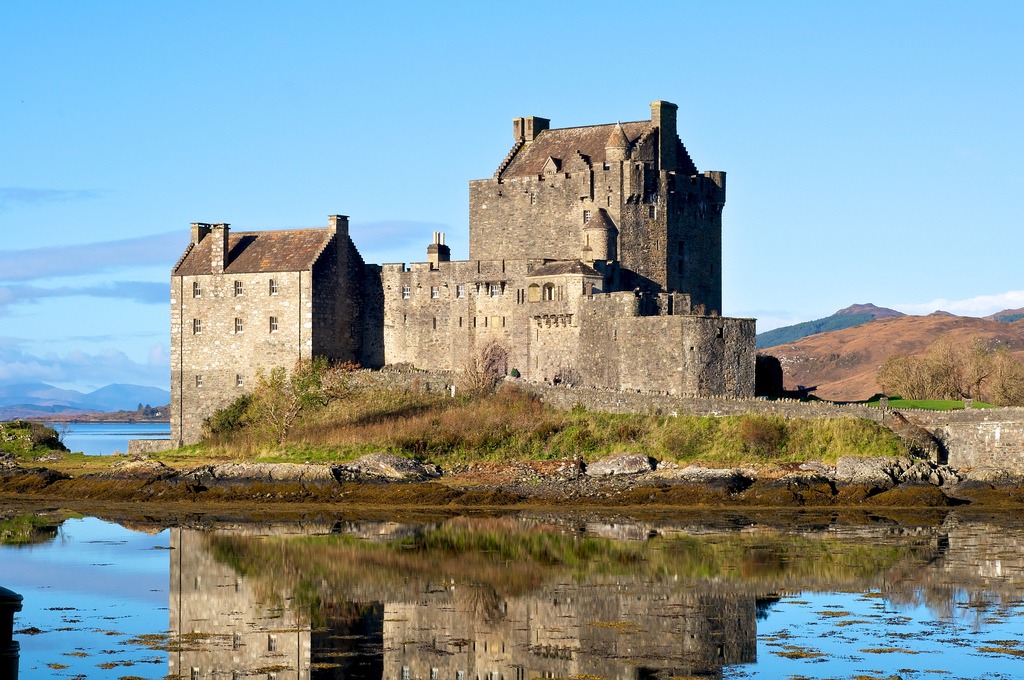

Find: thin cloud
894;290;1024;317
0;231;185;281
0;342;169;388
350;219;455;263
0;281;169;312
0;186;102;211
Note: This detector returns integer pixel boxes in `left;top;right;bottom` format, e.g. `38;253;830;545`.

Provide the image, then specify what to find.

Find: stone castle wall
171;267;313;445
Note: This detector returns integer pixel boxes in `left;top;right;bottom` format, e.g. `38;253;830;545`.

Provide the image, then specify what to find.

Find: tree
245;357;359;443
877;338;1024;405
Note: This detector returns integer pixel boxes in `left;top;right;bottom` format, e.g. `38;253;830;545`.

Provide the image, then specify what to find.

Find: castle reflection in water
167;514;1024;680
168;522;761;680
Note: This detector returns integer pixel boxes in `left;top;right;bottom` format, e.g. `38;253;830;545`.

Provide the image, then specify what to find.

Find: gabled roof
528;260;602;278
501;120;650;178
173;228;334;276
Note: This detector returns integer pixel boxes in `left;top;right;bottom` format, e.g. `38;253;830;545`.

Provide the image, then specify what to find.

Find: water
55;422;171;455
3;511;1024;679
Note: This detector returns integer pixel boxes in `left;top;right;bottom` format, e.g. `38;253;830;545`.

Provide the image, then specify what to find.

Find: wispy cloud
894;290;1024;317
0;281;169;312
0;341;169;389
0;186;102;211
351;219;454;263
0;231;184;281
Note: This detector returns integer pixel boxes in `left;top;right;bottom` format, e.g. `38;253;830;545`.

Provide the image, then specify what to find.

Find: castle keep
171;101;756;445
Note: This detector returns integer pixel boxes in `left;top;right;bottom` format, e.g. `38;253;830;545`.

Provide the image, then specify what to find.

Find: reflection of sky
2;517;170;678
735;590;1024;679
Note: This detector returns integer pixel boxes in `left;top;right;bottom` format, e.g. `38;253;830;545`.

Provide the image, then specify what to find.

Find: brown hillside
766;315;1024;401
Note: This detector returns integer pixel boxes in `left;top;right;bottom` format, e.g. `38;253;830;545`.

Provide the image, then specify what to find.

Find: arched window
542;283;555;301
528;284;541;302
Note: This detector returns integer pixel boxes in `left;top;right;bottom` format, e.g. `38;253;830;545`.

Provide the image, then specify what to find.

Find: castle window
234;318;243;333
530;193;536;205
542;283;555;301
649;205;656;218
268;635;277;652
431;669;439;680
192;318;202;334
236;374;243;388
191;669;200;680
269;279;278;295
459;317;463;327
269;316;279;333
603;162;610;171
678;260;685;275
234;280;243;296
717;327;724;338
583;210;591;224
232;633;242;650
402;285;411;300
431;286;439;299
192;281;201;298
528;284;541;302
489;283;501;297
456;284;465;298
432;317;437;330
195;375;203;388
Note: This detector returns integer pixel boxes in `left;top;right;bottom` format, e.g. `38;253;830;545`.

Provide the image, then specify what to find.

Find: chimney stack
210;223;229;273
427;231;450;269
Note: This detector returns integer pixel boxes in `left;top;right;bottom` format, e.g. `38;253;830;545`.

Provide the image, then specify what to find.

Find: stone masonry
170;101;755;444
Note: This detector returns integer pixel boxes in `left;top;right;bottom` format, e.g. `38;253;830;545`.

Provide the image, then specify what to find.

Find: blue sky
2;1;1022;391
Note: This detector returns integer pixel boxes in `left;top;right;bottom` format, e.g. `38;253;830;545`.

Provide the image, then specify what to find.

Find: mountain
764;314;1024;401
0;381;171;416
757;303;904;349
987;307;1024;323
84;384;172;412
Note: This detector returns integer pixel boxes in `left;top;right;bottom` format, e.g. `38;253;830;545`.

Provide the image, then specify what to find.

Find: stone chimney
427;232;450;269
210;223;229;273
513;116;550;143
328;214;349;239
650;100;678;170
190;222;211;245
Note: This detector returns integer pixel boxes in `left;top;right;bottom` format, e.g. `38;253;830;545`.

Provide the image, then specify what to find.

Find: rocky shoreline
2;451;1023;509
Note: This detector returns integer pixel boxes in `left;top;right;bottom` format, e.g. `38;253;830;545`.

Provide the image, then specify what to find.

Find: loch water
3;510;1024;679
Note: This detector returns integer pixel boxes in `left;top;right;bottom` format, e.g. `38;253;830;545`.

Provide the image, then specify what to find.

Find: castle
170;101;756;445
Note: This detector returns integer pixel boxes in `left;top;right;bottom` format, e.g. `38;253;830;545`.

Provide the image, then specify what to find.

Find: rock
342;453;442;482
834;456;912;488
585;453;654;477
109;458;175;479
182;462;339;486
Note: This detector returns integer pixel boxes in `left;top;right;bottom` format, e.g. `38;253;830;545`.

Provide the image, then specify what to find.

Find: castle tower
604;123;630;163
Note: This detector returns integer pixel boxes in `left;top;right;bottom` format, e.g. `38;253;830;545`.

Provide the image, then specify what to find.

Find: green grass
863;396;996;410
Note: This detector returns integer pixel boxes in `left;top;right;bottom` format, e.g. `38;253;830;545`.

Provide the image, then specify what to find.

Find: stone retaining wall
127;439;176;456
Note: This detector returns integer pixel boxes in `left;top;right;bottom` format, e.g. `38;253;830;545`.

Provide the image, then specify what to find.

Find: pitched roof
528;260;602;278
501;120;651;178
173;228;334;276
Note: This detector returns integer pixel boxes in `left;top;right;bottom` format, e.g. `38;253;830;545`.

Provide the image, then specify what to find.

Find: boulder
182;462;338;486
585;453;654;477
834;456;911;488
342;453;442;482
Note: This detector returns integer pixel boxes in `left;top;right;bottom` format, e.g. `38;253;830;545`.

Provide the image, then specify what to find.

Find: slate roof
173;228;334;276
528;260;603;278
502;120;651;178
583;208;618;232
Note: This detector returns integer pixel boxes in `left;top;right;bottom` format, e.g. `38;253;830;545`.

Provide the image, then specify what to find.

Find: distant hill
987;307;1024;323
0;381;171;419
757;303;904;349
763;314;1024;401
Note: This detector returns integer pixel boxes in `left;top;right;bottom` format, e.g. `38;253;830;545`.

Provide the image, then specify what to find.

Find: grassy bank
197;383;907;468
